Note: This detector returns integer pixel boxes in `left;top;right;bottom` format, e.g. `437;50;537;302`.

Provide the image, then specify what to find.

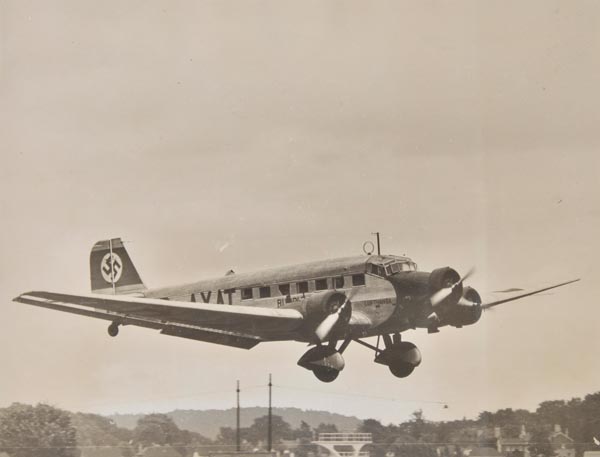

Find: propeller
315;291;354;342
430;267;475;307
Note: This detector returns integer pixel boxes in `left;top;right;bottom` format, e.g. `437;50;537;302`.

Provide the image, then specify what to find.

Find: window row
240;274;366;300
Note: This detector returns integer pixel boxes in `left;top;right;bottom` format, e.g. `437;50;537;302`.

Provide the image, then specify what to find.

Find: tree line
1;391;599;457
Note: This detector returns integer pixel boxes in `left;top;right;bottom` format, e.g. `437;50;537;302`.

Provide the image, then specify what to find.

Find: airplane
13;237;580;382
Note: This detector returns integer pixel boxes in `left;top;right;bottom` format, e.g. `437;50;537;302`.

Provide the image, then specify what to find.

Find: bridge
312;433;372;457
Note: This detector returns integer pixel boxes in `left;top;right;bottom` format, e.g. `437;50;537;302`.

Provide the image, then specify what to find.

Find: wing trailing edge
13;291;305;349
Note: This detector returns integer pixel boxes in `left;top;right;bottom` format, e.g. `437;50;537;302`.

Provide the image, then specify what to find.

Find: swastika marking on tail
101;253;123;284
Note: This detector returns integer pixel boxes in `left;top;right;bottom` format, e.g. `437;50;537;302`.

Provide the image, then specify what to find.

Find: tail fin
90;238;146;295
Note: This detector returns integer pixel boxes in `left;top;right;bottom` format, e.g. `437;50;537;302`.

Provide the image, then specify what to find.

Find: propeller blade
315;296;352;342
458;297;479;307
430;287;453;307
461;267;475;284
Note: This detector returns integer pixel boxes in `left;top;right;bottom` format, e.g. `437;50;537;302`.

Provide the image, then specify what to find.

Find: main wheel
389;361;415;378
313;367;339;383
107;323;119;337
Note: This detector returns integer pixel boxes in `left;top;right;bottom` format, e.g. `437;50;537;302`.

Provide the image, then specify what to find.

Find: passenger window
279;284;290;296
315;278;328;291
259;286;271;298
333;276;344;289
241;288;253;300
297;281;309;294
352;274;366;286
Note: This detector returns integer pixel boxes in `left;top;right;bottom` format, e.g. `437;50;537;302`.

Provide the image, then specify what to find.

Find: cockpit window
369;259;416;277
369;264;385;277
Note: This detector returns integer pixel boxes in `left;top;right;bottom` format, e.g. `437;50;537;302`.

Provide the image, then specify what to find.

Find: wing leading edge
13;291;304;349
481;278;580;309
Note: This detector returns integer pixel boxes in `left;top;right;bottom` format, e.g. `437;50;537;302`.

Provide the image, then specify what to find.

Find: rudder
90;238;146;295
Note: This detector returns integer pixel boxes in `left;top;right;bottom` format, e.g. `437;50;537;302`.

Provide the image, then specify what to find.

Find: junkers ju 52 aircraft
14;238;579;382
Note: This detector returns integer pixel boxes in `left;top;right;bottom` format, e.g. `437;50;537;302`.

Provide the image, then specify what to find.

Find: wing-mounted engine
303;290;349;323
293;290;354;383
285;290;352;342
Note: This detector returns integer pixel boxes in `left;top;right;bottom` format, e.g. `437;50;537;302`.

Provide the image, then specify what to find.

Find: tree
246;415;293;446
216;426;239;445
528;428;554;457
294;421;317;457
133;413;199;456
70;412;132;446
314;423;339;435
0;403;79;457
408;410;427;441
359;419;387;443
295;421;313;440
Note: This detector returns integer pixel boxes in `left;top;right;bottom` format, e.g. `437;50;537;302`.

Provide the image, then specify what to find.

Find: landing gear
354;333;422;379
107;322;120;337
297;338;351;383
313;367;340;383
388;359;416;378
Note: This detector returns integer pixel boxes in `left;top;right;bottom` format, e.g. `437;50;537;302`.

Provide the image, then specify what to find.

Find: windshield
368;259;416;277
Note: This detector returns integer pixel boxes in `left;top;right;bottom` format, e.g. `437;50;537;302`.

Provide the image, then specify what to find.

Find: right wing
481;279;580;310
14;291;305;349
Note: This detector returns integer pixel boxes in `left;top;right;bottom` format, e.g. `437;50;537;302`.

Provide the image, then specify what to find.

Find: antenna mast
371;232;381;255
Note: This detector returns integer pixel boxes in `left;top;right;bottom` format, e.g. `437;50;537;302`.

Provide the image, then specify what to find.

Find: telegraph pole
267;374;272;452
236;380;241;452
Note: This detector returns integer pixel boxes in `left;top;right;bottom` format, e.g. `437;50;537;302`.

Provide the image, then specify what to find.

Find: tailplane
90;238;146;295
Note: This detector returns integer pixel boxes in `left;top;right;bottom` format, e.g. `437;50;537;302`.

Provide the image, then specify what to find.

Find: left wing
481;278;580;309
13;291;305;349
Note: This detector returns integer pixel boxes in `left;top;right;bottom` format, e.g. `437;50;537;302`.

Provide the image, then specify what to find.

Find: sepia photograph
1;1;599;457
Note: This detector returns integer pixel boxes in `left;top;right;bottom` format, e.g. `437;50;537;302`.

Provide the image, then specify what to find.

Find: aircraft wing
13;291;305;349
481;278;580;310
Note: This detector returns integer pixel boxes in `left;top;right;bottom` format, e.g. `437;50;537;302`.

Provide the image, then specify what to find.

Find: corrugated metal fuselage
142;255;428;343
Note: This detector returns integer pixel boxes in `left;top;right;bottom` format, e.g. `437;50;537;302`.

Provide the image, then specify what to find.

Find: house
467;447;503;457
548;425;575;457
497;425;531;457
137;445;182;457
80;448;127;457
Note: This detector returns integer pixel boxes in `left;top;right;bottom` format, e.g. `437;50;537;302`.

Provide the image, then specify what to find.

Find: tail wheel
108;322;119;337
313;367;339;383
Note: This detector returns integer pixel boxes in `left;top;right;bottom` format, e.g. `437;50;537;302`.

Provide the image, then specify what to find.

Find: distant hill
109;407;362;439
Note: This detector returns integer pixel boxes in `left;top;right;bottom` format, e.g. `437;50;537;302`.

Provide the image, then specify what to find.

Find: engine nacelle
444;286;483;327
302;290;348;322
428;267;463;306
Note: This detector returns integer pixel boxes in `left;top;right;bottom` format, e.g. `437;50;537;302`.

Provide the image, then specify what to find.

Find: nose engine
429;285;483;330
425;266;483;332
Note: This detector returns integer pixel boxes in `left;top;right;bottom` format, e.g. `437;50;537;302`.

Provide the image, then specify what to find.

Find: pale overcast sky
1;0;599;425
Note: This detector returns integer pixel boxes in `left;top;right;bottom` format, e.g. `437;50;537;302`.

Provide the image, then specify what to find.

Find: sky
1;0;599;427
